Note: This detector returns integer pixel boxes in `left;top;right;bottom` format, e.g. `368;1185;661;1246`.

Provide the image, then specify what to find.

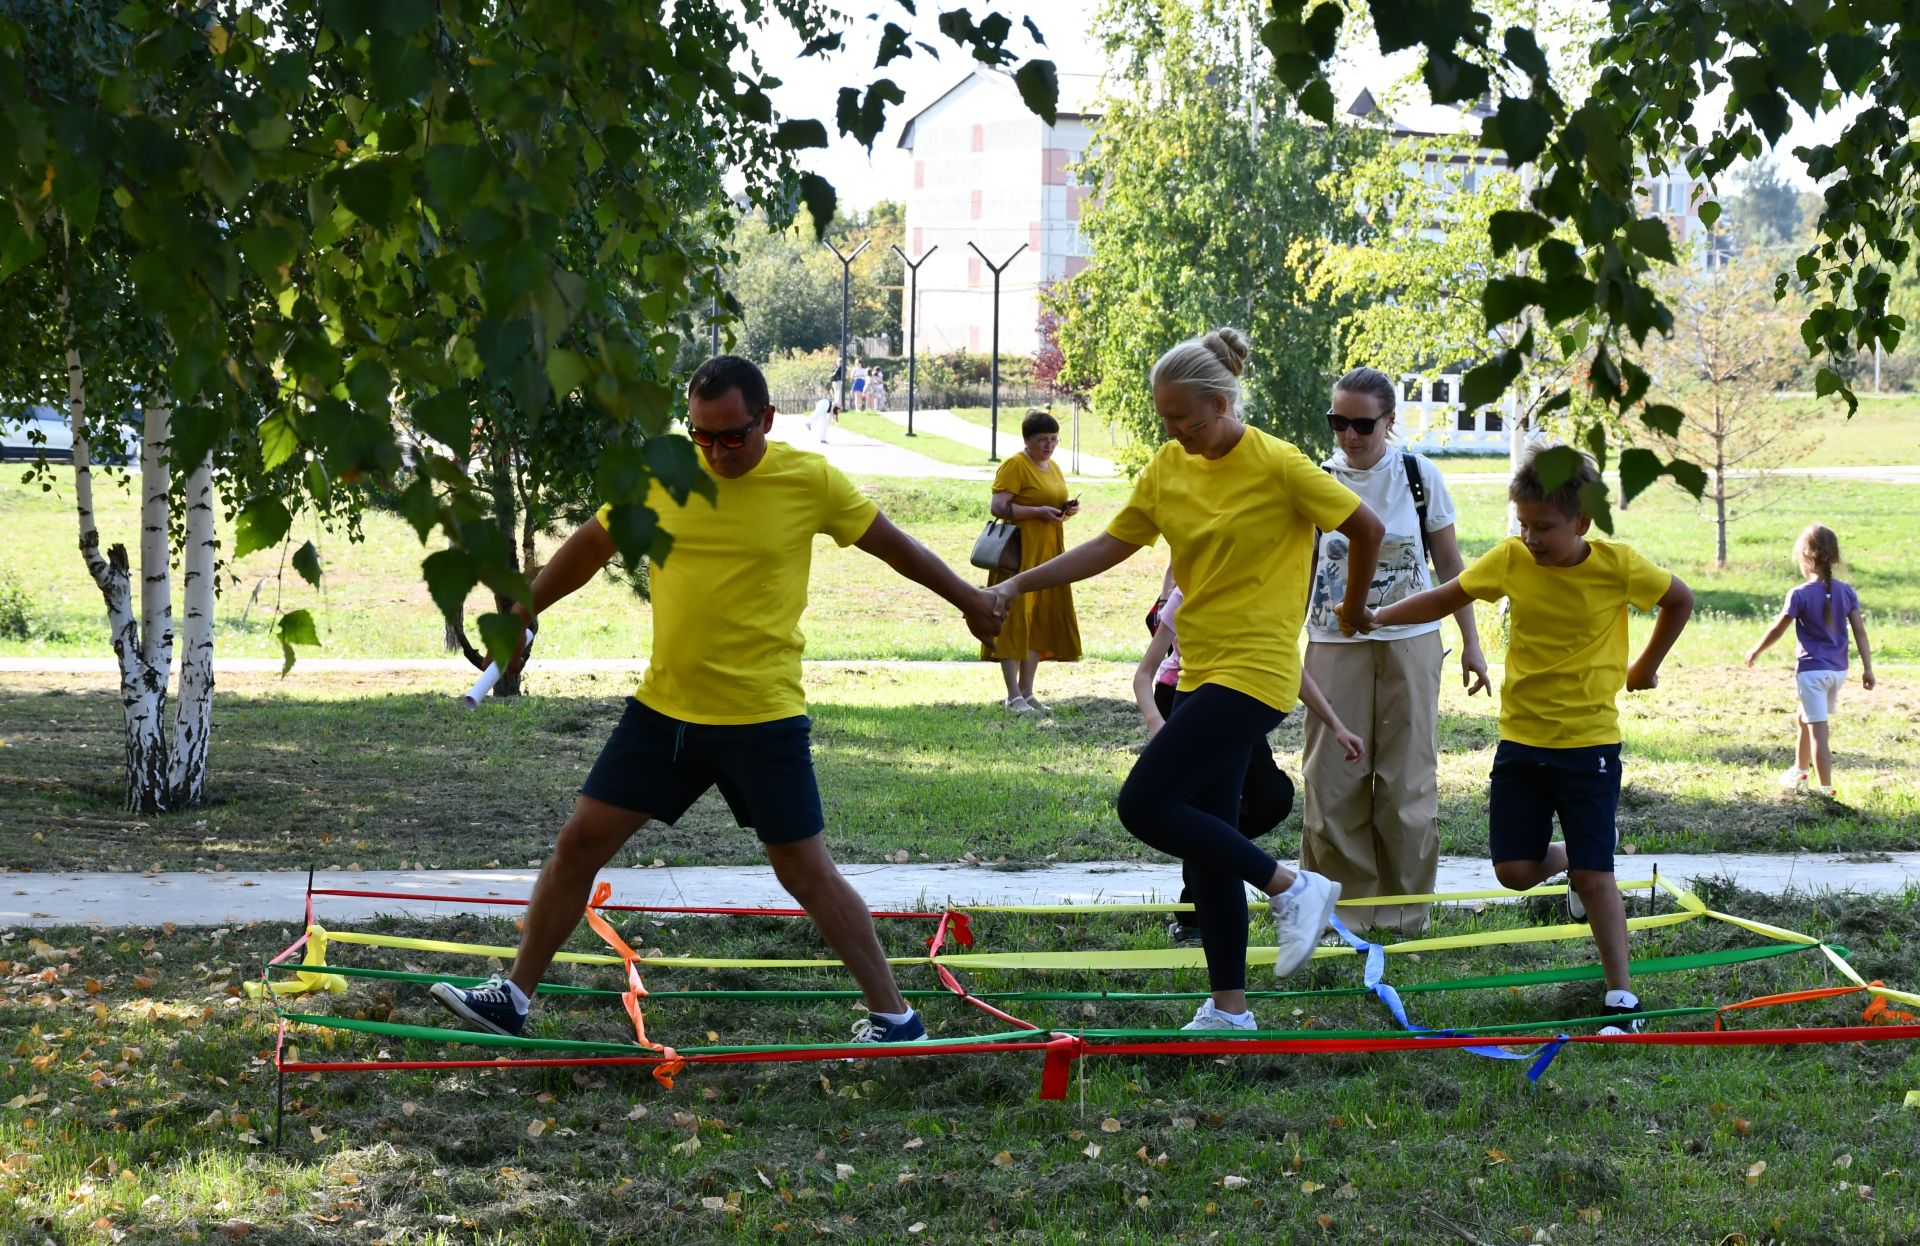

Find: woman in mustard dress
983;409;1083;712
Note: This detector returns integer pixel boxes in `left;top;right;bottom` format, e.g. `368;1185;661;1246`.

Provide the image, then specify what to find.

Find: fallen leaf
401;1102;416;1117
903;1137;924;1150
1082;1143;1101;1159
700;1196;726;1211
834;1163;855;1180
1300;1180;1326;1194
1835;1153;1854;1170
908;1222;927;1234
990;1150;1014;1168
1135;1195;1149;1209
309;1125;326;1143
1733;1118;1751;1136
1485;1148;1509;1165
671;1136;700;1156
1220;1175;1249;1189
1745;1160;1768;1186
627;1104;649;1120
527;1120;547;1138
1316;1213;1334;1229
1577;1207;1603;1224
1100;1118;1122;1133
1333;1181;1359;1200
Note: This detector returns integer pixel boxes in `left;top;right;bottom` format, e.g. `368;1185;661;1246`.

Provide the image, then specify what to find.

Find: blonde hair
1510;445;1602;520
1796;523;1841;627
1150;327;1250;416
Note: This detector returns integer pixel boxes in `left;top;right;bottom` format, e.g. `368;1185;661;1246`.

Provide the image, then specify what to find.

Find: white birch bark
139;396;174;679
66;330;168;811
169;451;216;805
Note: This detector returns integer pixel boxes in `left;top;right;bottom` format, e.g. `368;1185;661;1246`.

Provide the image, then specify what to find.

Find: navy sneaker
1167;919;1203;946
850;1012;926;1043
430;976;527;1037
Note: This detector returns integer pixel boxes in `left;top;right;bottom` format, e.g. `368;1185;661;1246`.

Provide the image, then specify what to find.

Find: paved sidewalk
1442;463;1920;486
764;410;991;480
879;408;1121;478
5;852;1916;928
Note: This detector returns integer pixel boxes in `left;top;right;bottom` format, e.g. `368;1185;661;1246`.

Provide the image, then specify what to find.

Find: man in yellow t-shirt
431;356;1004;1046
1349;449;1693;1034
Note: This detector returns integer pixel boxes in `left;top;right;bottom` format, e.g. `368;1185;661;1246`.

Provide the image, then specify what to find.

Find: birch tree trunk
169;451;216;806
66;334;169;812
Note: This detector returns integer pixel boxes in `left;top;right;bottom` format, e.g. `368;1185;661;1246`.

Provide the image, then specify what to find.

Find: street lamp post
889;243;938;435
823;238;871;412
967;241;1027;462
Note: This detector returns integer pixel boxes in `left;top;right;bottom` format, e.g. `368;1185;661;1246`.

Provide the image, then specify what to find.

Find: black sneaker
430;975;527;1037
1597;990;1642;1036
1167;919;1203;946
850;1012;927;1043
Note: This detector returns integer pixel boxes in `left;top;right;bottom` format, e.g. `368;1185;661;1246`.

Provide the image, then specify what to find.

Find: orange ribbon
584;881;684;1088
1715;980;1916;1030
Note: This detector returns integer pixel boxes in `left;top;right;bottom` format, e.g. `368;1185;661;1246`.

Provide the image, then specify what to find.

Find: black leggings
1120;683;1286;991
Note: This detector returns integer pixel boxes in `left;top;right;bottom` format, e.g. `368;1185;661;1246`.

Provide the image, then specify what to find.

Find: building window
914;160;925;190
969;256;982;286
912;226;923;253
970;189;983;220
971;124;984;153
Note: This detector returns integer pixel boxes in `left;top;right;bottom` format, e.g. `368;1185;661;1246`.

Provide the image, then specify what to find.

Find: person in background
982;409;1083;714
1300;366;1490;936
1745;523;1875;798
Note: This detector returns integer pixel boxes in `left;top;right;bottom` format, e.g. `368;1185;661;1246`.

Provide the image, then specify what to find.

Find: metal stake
890;243;939;435
968;242;1027;461
824;238;871;413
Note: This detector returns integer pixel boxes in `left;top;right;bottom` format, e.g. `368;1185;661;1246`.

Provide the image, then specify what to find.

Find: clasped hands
964;580;1020;644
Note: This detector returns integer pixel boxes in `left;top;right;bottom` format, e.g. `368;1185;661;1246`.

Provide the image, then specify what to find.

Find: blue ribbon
1327;914;1544;1066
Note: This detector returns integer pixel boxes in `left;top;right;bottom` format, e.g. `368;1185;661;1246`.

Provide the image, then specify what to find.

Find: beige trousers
1300;630;1443;935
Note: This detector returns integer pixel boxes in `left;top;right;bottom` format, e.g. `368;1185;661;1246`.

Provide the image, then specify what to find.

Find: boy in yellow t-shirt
1345;450;1693;1033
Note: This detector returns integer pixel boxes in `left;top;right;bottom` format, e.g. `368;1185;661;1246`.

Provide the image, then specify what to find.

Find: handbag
969;518;1023;574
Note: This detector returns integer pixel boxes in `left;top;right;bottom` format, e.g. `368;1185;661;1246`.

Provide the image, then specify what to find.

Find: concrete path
0;657;965;677
879;408;1121;478
1440;463;1920;486
5;852;1916;928
764;410;991;480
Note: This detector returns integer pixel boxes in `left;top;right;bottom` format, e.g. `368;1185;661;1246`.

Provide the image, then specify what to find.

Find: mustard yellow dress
983;451;1083;662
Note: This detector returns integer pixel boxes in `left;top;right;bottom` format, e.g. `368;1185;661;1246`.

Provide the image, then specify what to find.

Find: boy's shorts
1487;740;1623;873
580;699;825;845
1795;669;1845;724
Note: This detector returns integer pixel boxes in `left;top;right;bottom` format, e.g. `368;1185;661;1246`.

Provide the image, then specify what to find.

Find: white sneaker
1003;696;1035;714
1181;1000;1257;1031
1023;696;1051;715
1811;784;1837;799
1270;871;1342;979
1777;766;1809;790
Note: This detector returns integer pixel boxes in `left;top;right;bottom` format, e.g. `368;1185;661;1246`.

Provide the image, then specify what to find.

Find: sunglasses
686;418;761;449
1326;412;1384;435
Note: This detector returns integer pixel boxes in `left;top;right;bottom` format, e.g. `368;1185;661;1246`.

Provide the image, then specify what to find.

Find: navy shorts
580;699;825;845
1487;741;1623;873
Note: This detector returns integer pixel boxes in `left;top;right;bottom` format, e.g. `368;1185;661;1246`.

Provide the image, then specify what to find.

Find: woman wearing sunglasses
988;328;1385;1030
1300;367;1491;937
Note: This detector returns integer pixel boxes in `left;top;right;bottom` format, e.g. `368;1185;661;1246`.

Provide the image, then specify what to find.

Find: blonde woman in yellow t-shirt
984;409;1083;713
990;328;1386;1031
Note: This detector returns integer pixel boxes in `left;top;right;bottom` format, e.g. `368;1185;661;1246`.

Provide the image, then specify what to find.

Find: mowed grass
3;470;1918;663
4;885;1920;1244
2;662;1914;874
833;411;988;469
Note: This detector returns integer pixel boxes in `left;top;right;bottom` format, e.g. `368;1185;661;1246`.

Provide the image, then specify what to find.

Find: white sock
1208;1002;1254;1022
504;979;531;1013
870;1007;915;1025
1278;872;1309;900
1604;989;1639;1011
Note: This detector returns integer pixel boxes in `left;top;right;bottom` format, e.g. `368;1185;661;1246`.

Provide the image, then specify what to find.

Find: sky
741;2;1850;214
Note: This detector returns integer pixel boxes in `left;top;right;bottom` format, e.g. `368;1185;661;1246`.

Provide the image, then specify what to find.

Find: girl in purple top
1745;524;1876;797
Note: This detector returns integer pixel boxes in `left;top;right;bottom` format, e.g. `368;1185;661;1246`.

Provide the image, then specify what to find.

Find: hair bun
1202;327;1249;377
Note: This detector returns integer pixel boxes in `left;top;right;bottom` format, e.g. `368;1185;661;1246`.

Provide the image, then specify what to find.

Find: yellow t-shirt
1105;427;1359;710
1458;536;1673;748
595;440;878;725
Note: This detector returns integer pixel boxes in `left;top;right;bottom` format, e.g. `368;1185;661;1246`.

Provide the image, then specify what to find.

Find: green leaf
1667;458;1708;498
233;498;292;559
1503;26;1550;80
645;434;715;506
477;611;524;668
1617;447;1663;506
798;175;836;240
1696;200;1721;229
1460;352;1522;411
1298;78;1335;125
1825;33;1882;93
836;79;906;149
604;502;667;567
1488;210;1552;257
1641;403;1685;437
412;391;471;461
422;548;479;623
1014;60;1060;126
1482;277;1544;324
1531;444;1582;492
1578;479;1614;535
1485;97;1553;165
292;540;322;587
1813;366;1843;398
1625;218;1677;264
774;119;828;150
275;608;322;676
168;405;227;471
544;348;589;400
332;159;405;229
877;22;913;66
1424;50;1489;106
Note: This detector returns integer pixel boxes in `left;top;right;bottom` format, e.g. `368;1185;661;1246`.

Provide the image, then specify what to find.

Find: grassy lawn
4;884;1919;1244
2;661;1914;873
947;405;1138;462
4;474;1918;664
834;412;988;469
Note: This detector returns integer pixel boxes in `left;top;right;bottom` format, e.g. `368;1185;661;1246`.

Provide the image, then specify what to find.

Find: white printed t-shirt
1305;449;1458;645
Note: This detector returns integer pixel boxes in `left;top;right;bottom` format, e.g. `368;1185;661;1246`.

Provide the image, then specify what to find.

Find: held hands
964;586;1009;644
1460;645;1491;697
1333;601;1377;637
